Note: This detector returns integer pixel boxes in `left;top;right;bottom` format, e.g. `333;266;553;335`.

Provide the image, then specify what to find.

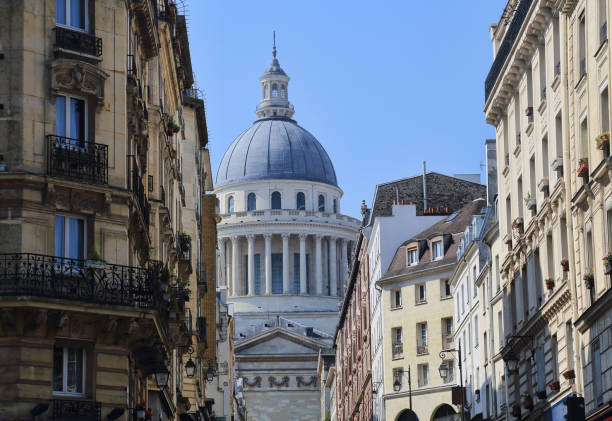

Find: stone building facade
333;230;373;421
214;44;360;421
0;1;215;419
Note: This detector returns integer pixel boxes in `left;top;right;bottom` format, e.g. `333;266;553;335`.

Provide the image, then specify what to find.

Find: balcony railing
177;233;192;262
0;253;164;312
129;156;150;229
392;343;403;359
47;135;108;184
417;345;428;355
53;26;102;57
53;399;101;421
484;0;534;101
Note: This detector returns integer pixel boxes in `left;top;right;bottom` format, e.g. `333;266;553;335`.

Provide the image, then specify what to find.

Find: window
280;85;287;99
271;84;278;98
407;248;418;266
333;198;338;214
600;0;608;44
263;84;268;98
592;341;603;406
416;284;426;304
566;321;575;370
432;241;443;260
461;285;465;314
318;194;325;212
53;345;86;396
535;346;545;392
417;323;427;354
54;215;86;260
296;192;305;210
498;312;504;349
392;327;403;359
392;289;402;308
393;368;403;389
441;279;451;298
474;316;479;347
56;95;87;144
484;331;488;362
271;191;281;209
607;207;612;253
56;0;87;31
227;196;234;213
271;253;283;294
247;193;256;211
418;364;429;387
467;322;471;353
254;254;261;295
602;87;610;135
473;266;478;297
495;255;500;292
551;335;559;382
578;11;586;77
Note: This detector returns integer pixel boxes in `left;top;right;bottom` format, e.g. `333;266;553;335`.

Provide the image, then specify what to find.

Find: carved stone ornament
268;376;290;388
49;59;109;108
244;376;262;388
296;375;318;387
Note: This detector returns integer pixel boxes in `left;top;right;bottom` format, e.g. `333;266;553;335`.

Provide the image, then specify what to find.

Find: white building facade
214;44;359;421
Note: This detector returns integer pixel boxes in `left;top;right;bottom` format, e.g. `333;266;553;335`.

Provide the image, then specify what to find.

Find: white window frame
53;346;86;397
55;0;89;32
392;289;402;308
417;284;426;303
432;240;443;260
54;214;87;260
56;93;89;144
407;248;418;266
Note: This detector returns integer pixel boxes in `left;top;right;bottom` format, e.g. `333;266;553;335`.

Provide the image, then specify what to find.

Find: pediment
235;327;328;355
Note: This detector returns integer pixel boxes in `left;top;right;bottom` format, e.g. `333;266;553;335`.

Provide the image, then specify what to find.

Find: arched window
227;196;234;213
280;85;287;98
271;191;281;209
318;194;325;212
296;192;305;210
263;84;268;99
333;198;338;213
271;84;278;98
247;193;256;211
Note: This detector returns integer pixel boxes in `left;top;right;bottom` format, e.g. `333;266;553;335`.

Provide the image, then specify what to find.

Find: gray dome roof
216;117;338;188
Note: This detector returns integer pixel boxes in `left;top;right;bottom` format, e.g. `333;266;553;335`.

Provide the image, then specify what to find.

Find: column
264;234;272;295
341;239;348;293
299;234;307;295
282;233;290;294
329;237;337;297
231;235;239;296
315;234;323;295
247;234;255;296
218;238;226;286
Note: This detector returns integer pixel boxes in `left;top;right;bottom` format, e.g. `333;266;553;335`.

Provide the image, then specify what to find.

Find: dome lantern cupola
256;32;294;119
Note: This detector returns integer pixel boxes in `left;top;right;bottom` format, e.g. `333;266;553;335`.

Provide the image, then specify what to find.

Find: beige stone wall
244;389;321;421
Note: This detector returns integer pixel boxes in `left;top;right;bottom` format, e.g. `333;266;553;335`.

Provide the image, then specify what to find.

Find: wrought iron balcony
0;253;164;312
177;233;191;262
484;0;533;101
52;399;101;421
47;135;108;184
53;26;102;57
129;156;150;230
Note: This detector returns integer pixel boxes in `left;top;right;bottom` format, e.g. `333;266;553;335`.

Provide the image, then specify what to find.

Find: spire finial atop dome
257;34;294;119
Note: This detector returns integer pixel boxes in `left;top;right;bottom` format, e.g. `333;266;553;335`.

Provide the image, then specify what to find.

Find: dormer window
432;241;443;260
407;248;418;266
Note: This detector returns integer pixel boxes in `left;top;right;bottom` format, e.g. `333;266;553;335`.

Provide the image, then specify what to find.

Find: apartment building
378;199;487;421
0;1;214;419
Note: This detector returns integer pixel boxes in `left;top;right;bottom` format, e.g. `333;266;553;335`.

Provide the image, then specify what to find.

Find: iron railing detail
129;156;150;230
47;135;108;184
177;233;191;262
484;0;533;101
0;253;164;311
53;399;101;421
53;27;102;57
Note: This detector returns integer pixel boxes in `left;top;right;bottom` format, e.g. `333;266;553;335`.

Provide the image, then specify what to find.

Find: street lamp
438;343;466;421
206;365;215;383
184;357;197;378
503;350;519;374
154;363;170;388
391;367;413;410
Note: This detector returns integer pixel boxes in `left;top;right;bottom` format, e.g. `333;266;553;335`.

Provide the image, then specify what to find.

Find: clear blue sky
187;1;506;218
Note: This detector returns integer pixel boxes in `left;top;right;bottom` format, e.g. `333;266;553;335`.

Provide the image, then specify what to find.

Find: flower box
561;258;569;272
577;159;589;177
584;271;595;289
596;132;610;150
562;369;575;380
545;278;555;290
603;252;612;274
548;380;560;391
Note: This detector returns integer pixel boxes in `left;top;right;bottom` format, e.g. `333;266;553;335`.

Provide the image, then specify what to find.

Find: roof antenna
272;30;277;58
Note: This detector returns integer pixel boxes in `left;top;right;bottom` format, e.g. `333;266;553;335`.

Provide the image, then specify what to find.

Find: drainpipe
560;9;582;396
422;161;428;211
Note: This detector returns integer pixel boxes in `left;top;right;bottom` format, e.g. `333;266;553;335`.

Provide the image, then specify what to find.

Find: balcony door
56;0;88;32
56;95;87;148
54;215;86;260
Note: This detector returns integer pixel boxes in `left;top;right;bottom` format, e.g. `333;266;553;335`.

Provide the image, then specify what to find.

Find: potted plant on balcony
167;117;180;136
548;380;560;391
596;131;610;151
584;269;595;289
85;249;105;270
524;193;536;211
603;252;612;275
545;276;555;290
561;257;570;272
577;157;589;177
522;394;534;410
562;369;575;380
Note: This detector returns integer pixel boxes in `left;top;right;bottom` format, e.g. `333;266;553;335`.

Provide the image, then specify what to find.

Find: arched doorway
396;409;419;421
431;404;457;421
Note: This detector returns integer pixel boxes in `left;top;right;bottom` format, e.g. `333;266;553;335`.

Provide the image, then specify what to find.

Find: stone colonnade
218;233;352;297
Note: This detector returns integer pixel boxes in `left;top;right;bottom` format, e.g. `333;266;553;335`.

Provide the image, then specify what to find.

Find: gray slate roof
216;116;338;188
